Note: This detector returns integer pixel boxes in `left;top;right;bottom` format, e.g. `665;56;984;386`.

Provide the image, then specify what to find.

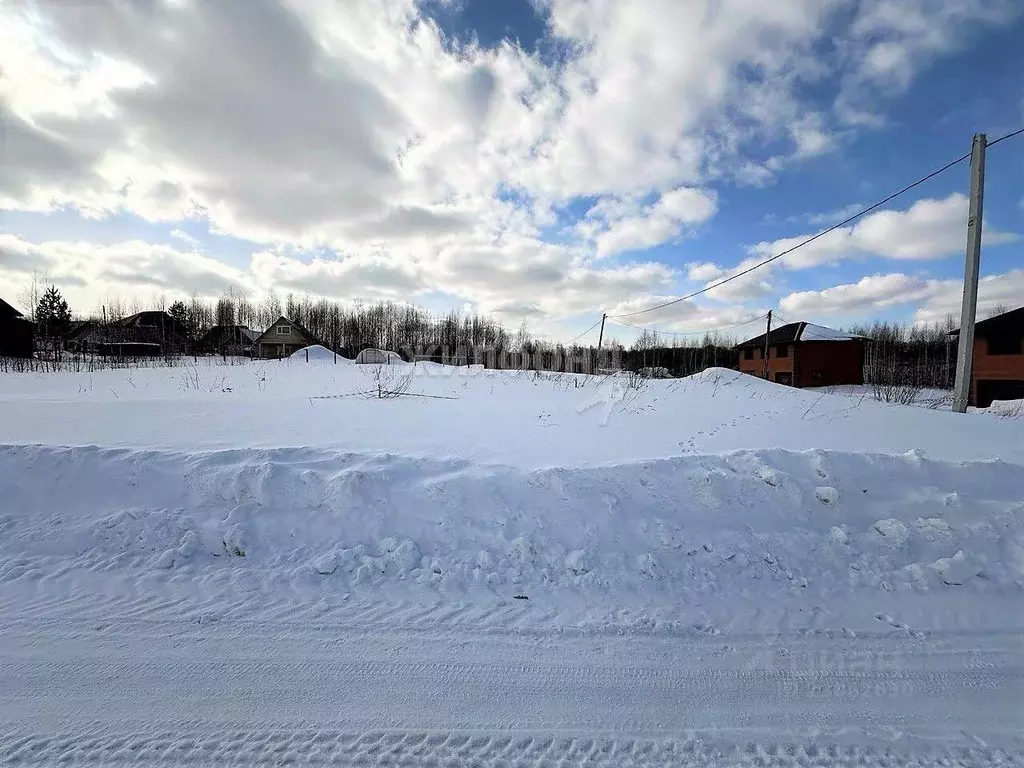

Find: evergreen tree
35;285;71;342
168;300;194;339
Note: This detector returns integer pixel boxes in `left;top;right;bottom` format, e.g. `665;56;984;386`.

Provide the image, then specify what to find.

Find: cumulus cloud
777;269;1024;325
604;295;768;337
913;269;1024;324
747;193;1017;270
0;0;1019;326
580;188;717;258
0;234;251;311
780;273;934;315
0;231;680;325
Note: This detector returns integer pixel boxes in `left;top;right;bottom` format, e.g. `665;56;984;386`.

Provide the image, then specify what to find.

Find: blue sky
1;0;1022;342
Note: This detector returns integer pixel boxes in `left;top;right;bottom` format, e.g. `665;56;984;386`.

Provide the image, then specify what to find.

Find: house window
775;344;789;358
743;348;754;360
276;325;290;335
987;335;1021;356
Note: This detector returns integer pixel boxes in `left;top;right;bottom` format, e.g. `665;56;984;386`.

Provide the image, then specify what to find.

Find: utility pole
597;313;607;349
952;133;987;413
762;310;772;379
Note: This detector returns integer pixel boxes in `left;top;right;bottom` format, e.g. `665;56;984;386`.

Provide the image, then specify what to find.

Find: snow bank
289;344;349;362
3;443;1021;631
988;398;1024;418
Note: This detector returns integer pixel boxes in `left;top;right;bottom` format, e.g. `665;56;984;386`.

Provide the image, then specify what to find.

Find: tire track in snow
1;727;1021;766
3;623;1021;758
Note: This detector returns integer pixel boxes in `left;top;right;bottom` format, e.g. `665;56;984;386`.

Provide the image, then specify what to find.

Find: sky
1;0;1022;344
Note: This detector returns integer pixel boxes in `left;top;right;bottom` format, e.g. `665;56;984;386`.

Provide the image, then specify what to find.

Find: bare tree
16;270;48;321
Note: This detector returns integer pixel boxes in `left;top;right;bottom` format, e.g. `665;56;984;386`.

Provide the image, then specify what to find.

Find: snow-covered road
3;614;1021;766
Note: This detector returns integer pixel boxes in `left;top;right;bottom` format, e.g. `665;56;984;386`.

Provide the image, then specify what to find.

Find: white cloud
913;269;1024;324
748;193;1017;269
169;229;199;248
0;231;681;326
785;203;864;227
780;272;933;316
604;295;768;336
0;0;1019;327
686;262;726;281
0;233;251;313
776;269;1024;325
583;188;717;258
836;0;1020;123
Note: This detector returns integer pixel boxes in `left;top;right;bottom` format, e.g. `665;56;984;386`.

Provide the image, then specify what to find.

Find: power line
565;316;604;345
608;313;768;337
988;126;1024;148
611;147;977;320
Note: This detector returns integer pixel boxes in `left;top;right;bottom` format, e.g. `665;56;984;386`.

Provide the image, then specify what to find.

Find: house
115;311;191;354
253;316;321;359
199;325;260;357
951;305;1024;407
735;322;869;387
64;320;98;353
66;311;191;356
0;297;34;358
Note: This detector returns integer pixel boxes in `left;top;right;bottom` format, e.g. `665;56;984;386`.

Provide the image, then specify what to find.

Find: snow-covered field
2;360;1022;766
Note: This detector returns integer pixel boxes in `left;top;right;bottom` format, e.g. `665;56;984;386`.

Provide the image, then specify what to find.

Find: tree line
10;274;1005;389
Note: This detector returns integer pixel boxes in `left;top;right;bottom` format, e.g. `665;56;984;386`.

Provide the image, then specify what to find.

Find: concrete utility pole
597;313;607;349
952;133;987;413
762;310;772;379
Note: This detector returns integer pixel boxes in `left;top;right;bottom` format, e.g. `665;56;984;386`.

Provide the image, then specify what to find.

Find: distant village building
200;325;260;357
0;297;34;358
67;311;191;356
735;322;869;387
951;305;1024;407
253;316;320;359
63;320;98;353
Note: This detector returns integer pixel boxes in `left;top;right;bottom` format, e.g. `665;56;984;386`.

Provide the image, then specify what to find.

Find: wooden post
762;310;772;379
952;133;986;412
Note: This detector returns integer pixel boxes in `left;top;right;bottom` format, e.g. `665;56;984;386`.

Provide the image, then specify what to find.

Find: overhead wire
609;143;1001;320
590;126;1023;336
607;312;768;337
987;126;1024;149
564;316;605;345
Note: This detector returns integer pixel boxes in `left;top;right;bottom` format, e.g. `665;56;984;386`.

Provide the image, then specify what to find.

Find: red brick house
736;322;869;387
952;305;1024;407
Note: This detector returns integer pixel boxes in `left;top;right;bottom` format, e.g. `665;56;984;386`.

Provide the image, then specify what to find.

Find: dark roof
736;322;802;349
200;325;261;344
0;297;25;320
115;310;172;326
950;305;1024;337
735;321;868;349
65;320;97;339
253;316;324;346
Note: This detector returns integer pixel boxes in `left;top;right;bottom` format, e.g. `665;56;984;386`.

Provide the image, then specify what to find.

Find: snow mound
4;444;1023;631
814;486;840;505
989;398;1024;418
289;344;348;361
929;550;980;586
